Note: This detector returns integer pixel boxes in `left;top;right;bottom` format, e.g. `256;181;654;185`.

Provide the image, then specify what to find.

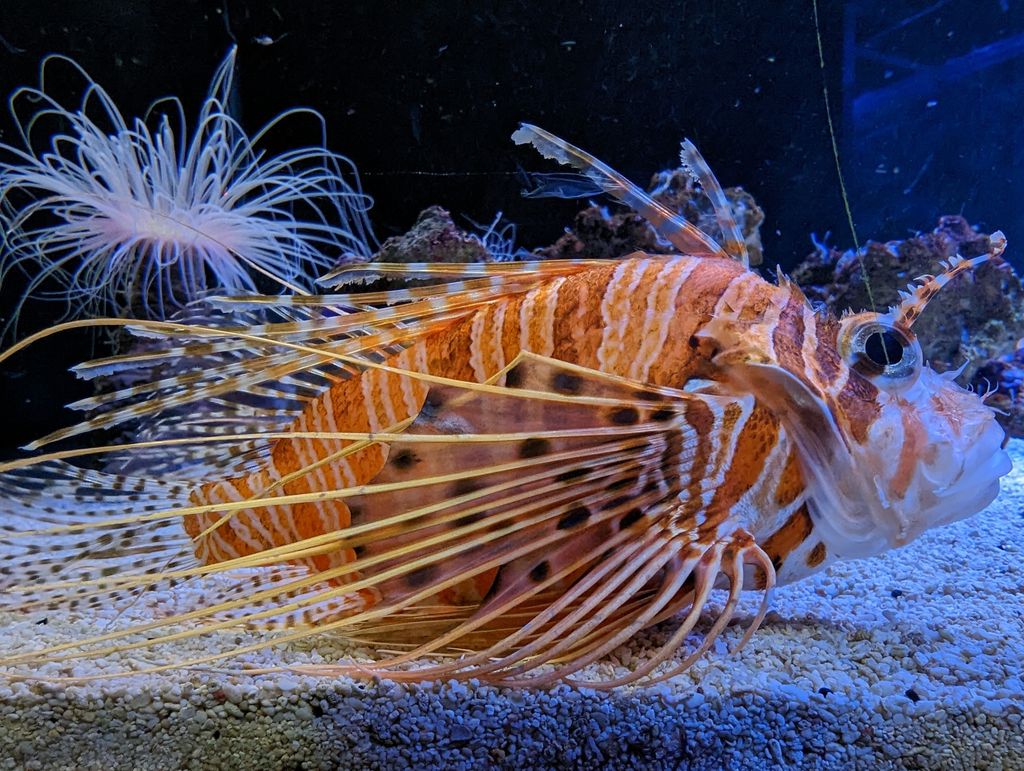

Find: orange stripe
891;408;925;499
646;257;744;387
806;542;827;567
773;449;805;507
836;375;880;444
550;263;612;369
771;289;806;375
679;399;715;519
759;503;814;571
814;317;843;385
709;405;780;515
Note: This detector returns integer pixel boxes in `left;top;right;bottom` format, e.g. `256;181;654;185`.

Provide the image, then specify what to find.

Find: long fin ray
512;123;729;259
317;258;604;287
19;261;607;458
25;315;465;450
679;138;749;266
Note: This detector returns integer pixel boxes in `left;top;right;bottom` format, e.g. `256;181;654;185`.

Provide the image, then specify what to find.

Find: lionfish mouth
906;418;1012;543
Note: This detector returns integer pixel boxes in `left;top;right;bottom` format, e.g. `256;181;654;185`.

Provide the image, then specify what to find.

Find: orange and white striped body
186;255;829;603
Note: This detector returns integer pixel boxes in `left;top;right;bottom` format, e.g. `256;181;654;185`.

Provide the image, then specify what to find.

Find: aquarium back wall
0;0;877;266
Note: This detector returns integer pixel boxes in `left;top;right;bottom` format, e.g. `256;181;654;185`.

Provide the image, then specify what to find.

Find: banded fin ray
18;260;604;457
679;138;749;266
317;256;604;287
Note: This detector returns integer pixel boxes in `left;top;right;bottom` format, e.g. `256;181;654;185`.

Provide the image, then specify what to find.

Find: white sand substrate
1;441;1023;770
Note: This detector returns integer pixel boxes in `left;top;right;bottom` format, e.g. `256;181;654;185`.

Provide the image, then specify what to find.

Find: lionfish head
823;236;1012;555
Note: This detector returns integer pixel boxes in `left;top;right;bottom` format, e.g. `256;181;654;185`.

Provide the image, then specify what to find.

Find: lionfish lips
938;418;1012;497
894;417;1011;545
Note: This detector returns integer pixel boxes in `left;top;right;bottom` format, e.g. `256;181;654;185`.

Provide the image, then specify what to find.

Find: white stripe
375;368;402;427
518;283;541;353
304;406;342;536
468;309;490;382
530;277;565;357
489;302;509;379
314;392;360;489
630;258;698;381
361;369;384;432
597;259;650;373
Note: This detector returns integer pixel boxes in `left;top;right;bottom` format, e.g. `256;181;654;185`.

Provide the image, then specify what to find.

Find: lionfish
0;125;1012;688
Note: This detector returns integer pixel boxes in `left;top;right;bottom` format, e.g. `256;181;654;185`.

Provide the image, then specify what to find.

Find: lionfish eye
863;329;904;367
847;319;921;388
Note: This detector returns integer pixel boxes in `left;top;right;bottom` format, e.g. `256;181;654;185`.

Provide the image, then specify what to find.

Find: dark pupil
864;330;904;367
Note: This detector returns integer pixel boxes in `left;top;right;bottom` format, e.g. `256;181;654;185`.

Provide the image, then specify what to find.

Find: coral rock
791;216;1024;392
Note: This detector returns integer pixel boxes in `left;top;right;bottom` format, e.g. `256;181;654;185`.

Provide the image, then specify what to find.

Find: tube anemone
0;47;377;337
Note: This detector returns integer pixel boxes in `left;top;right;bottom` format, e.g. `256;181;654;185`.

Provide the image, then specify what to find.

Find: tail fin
0;454;366;672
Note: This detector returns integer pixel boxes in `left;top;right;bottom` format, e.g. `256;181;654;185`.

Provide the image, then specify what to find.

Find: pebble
276;676;300;693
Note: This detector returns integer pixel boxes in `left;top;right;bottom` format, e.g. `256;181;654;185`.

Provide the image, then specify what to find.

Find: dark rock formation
367;205;493;265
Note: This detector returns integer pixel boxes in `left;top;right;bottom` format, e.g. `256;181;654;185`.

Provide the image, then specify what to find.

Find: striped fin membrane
0;350;775;687
2;260;596;460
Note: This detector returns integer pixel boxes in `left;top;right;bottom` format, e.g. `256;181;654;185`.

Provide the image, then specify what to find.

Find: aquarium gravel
2;440;1023;770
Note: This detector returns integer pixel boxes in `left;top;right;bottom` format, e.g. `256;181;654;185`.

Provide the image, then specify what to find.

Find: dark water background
0;0;1021;453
